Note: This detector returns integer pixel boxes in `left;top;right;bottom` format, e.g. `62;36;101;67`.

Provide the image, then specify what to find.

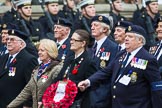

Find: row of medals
8;67;16;76
99;52;110;68
130;57;148;70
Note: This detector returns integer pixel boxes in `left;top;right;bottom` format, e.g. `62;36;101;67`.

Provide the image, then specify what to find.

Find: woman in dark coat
60;29;97;108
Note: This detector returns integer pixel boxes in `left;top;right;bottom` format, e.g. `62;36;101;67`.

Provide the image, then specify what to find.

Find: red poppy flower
62;45;66;49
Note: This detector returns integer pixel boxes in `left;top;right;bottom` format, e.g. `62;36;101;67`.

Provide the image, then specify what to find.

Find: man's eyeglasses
6;37;21;42
70;38;83;42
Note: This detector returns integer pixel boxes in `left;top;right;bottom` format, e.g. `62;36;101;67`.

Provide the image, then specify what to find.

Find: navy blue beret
91;15;110;25
125;25;147;38
56;18;72;28
115;21;133;29
8;29;28;41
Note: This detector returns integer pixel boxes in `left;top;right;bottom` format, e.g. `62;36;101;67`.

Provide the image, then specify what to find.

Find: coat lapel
0;54;10;77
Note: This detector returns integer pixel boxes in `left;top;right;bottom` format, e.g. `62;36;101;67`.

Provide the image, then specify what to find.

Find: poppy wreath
42;79;78;108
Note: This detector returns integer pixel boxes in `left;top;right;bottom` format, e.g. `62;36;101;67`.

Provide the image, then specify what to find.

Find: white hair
134;33;146;45
100;22;111;35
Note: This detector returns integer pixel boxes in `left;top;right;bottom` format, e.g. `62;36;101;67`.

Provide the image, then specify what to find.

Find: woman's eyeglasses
70;38;83;42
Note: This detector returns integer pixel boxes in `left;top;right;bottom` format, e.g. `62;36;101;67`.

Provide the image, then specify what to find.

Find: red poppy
100;47;105;52
72;64;80;75
62;45;66;49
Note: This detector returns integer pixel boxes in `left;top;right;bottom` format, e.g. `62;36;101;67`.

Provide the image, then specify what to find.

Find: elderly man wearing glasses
0;29;38;108
54;17;73;61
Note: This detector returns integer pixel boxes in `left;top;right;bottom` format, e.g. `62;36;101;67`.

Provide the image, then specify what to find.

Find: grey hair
134;33;146;45
100;22;111;36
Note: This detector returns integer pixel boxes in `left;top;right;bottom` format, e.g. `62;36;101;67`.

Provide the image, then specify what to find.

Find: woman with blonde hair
7;39;63;108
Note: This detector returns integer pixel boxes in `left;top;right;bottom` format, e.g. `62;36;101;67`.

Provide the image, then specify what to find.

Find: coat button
113;85;116;89
113;95;116;99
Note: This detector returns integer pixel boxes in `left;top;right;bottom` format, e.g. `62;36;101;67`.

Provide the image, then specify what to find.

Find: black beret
91;15;110;25
125;25;146;38
8;29;28;41
115;21;133;29
56;18;72;28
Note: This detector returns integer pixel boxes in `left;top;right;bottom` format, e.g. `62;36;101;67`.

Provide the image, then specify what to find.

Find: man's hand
78;79;90;92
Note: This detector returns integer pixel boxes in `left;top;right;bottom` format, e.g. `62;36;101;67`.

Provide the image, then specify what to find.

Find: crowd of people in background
0;0;162;108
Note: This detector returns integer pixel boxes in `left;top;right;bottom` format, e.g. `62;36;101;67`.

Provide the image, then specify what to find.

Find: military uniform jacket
7;61;63;108
59;51;97;108
88;37;118;108
149;41;162;73
13;17;45;41
1;8;18;24
38;12;62;38
133;12;160;48
109;11;126;27
0;49;38;108
89;47;162;108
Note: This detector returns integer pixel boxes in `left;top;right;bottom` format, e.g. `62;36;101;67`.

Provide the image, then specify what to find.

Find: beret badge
98;16;103;21
11;30;15;34
128;26;132;31
117;21;120;26
3;24;7;28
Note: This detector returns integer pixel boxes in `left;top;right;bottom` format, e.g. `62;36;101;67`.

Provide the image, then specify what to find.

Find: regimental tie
154;43;162;58
56;43;60;48
119;52;131;76
5;55;13;68
92;42;97;58
118;45;122;52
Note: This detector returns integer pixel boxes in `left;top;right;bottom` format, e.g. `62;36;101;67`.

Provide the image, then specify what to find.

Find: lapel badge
130;72;137;83
41;75;48;83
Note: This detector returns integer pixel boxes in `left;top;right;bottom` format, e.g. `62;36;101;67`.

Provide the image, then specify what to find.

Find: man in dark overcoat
78;25;162;108
0;29;38;108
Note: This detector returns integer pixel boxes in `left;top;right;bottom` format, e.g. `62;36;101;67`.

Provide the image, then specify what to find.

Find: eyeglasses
6;37;21;42
70;38;83;42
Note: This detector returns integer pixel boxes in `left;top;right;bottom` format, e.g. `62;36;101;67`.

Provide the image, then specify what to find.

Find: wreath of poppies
42;79;78;108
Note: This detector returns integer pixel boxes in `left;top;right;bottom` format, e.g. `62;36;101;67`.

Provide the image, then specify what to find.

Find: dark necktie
56;43;60;48
92;42;97;57
5;55;13;68
154;43;162;57
118;45;121;51
118;52;131;76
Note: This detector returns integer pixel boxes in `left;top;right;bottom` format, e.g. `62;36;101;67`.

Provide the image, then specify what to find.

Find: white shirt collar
75;50;84;59
120;43;126;50
9;52;19;63
57;37;68;49
95;36;107;54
